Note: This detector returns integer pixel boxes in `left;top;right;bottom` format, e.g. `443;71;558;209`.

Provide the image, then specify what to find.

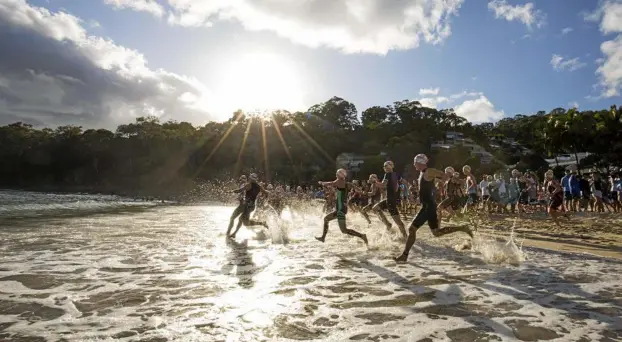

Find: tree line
1;96;620;199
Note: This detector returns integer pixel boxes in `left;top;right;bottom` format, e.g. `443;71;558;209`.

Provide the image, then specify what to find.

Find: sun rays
195;110;334;180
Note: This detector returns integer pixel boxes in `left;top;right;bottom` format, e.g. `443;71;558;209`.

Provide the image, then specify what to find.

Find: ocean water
0;190;621;341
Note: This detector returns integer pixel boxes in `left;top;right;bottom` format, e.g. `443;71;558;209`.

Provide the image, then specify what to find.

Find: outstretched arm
232;183;250;193
423;168;448;182
319;179;338;187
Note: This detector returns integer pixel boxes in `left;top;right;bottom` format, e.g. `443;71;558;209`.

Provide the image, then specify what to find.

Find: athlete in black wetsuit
373;161;407;239
315;169;368;245
227;173;269;239
394;154;474;263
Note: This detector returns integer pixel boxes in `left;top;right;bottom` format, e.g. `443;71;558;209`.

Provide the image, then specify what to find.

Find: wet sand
1;199;621;341
472;213;622;260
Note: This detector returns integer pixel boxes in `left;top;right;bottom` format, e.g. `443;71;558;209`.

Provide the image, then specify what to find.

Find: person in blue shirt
561;170;572;211
569;170;581;211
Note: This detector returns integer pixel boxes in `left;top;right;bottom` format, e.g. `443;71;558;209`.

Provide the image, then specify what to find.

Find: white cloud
561;27;573;35
419;96;449;109
586;0;622;98
488;0;545;29
419;87;440;96
550;54;587;72
104;0;465;55
417;89;502;123
568;101;579;109
0;0;214;127
103;0;165;18
454;95;505;123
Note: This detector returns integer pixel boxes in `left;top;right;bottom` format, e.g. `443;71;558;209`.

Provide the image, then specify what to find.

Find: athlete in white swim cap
394;154;474;263
315;169;368;245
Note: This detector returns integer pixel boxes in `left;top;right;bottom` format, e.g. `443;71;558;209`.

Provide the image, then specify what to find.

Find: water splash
474;218;526;266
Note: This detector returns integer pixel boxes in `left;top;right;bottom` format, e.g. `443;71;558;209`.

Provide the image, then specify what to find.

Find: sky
0;0;621;128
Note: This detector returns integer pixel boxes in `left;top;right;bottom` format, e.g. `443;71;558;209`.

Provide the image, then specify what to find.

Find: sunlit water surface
1;190;621;341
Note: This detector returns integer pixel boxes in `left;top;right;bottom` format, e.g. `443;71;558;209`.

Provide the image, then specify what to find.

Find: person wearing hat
371;160;407;239
227;173;270;239
394;154;474;263
315;169;368;245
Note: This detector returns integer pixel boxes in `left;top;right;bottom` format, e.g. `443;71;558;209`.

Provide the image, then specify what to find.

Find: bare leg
316;212;337;242
226;205;244;237
373;201;392;229
391;215;407;238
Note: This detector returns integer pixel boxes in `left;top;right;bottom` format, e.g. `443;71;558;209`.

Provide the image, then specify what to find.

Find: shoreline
473;214;622;260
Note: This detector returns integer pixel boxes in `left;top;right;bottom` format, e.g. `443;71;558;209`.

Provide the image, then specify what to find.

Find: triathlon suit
334;183;348;220
241;182;261;220
411;168;439;230
379;171;399;216
548;181;563;210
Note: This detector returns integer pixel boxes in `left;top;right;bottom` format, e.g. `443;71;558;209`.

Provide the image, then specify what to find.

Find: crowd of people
224;155;621;261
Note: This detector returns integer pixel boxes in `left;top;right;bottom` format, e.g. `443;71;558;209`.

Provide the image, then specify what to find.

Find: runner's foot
394;254;408;263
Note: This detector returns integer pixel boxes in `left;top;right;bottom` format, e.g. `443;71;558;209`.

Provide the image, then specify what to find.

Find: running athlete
438;167;463;222
360;174;381;224
227;173;269;238
315;169;368;245
394;154;474;263
373;161;407;239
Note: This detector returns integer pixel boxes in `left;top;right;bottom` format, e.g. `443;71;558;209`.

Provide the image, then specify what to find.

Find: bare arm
319;179;339;187
423;168;447;182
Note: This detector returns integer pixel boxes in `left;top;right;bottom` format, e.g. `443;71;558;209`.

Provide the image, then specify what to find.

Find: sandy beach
473;213;622;260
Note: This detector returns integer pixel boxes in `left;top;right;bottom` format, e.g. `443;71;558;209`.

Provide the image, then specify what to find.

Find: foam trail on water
475;217;526;266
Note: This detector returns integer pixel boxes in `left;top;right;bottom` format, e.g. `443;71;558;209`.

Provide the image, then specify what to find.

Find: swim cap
444;166;455;174
414;154;428;165
249;173;258;182
336;168;347;179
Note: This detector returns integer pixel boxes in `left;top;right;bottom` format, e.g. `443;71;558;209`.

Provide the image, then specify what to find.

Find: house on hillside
431;132;496;165
545;153;591;170
336;153;366;178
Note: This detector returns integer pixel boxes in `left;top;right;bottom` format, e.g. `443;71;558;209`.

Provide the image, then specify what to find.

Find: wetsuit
227;181;267;237
378;171;399;216
411;168;439;230
241;182;261;220
395;168;473;262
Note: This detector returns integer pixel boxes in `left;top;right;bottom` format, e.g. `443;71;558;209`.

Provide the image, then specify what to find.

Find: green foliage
0;98;620;197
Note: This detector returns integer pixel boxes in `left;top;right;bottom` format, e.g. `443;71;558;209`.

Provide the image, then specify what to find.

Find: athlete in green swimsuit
315;168;368;245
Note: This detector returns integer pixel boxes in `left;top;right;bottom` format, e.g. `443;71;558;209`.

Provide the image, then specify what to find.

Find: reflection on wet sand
222;239;257;289
0;204;621;341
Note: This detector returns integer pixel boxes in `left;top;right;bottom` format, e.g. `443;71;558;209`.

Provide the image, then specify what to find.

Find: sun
215;52;306;119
